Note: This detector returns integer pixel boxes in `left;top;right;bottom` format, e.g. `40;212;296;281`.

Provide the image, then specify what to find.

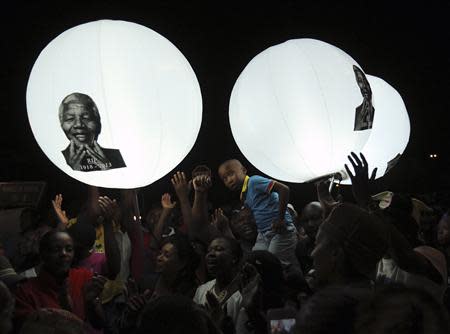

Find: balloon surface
27;20;202;188
341;75;410;184
230;38;373;182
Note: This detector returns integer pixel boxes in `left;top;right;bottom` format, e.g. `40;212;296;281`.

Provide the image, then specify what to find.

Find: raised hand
171;171;189;198
84;274;107;304
98;196;120;223
211;208;231;234
161;193;176;210
344;152;377;207
52;193;69;226
67;139;86;170
316;180;339;218
192;175;212;193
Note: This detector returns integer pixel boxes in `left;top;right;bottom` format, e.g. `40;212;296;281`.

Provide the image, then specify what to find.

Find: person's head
353;65;372;99
300;202;324;239
59;93;101;146
67;222;96;263
206;237;242;278
39;230;74;279
19;308;85;334
355;285;450;334
311;203;389;289
229;206;257;243
296;286;370;334
137;295;221;334
0;281;14;334
242;251;286;309
156;234;199;293
144;205;163;231
383;193;421;247
218;159;247;191
437;212;450;246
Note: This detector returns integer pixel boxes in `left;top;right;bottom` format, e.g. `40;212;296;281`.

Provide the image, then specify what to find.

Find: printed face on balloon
353;65;375;131
59;93;126;172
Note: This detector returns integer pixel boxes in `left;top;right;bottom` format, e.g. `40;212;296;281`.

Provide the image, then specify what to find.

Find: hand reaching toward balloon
161;193;176;210
344;152;377;208
171;171;190;199
52;193;69;227
193;175;212;193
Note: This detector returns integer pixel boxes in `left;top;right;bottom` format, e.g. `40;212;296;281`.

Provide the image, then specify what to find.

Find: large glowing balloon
229;38;374;182
341;75;410;184
27;20;202;188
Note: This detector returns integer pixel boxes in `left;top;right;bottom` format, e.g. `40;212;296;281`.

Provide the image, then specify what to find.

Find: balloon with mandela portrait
59;93;126;172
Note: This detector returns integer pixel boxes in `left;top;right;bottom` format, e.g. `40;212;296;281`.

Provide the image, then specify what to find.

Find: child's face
218;162;246;191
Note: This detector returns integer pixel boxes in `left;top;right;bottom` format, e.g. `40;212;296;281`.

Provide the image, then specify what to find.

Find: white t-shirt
193;279;242;324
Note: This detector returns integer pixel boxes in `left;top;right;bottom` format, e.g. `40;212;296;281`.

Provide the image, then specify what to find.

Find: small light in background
429;154;438;159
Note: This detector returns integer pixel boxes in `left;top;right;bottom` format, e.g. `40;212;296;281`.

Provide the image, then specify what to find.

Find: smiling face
40;232;74;278
218;160;247;192
156;242;184;276
61;103;98;145
59;93;101;146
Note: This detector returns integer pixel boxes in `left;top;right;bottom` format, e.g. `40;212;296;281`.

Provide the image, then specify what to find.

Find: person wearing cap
346;152;448;302
59;92;126;172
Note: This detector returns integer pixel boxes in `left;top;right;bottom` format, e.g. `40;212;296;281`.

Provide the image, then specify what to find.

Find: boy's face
218;161;246;191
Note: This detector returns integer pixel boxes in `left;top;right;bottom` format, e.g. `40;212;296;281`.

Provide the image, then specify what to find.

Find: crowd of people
0;153;449;334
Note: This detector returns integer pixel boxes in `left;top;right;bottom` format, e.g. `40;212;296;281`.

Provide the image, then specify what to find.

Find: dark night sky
1;1;449;213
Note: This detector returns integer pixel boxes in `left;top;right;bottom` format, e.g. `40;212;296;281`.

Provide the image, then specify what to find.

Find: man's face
61;103;98;145
205;238;235;276
41;232;74;278
300;203;323;238
230;208;257;242
218;162;246;191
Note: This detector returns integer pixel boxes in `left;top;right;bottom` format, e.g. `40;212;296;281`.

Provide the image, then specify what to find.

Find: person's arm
151;193;176;244
171;171;193;228
120;189;145;281
192;175;217;242
271;181;290;233
211;208;234;239
98;196;121;280
52;194;69;231
346;152;442;284
84;275;107;329
316;181;339;219
344;152;377;209
387;222;442;284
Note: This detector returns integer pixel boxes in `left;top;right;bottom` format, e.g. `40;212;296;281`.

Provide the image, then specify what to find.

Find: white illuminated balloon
230;39;373;183
27;20;202;189
341;75;410;184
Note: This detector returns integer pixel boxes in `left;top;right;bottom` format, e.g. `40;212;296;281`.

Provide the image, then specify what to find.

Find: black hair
67;222;96;249
296;286;370;334
38;230;72;254
160;234;200;297
137;295;221;334
212;236;243;264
